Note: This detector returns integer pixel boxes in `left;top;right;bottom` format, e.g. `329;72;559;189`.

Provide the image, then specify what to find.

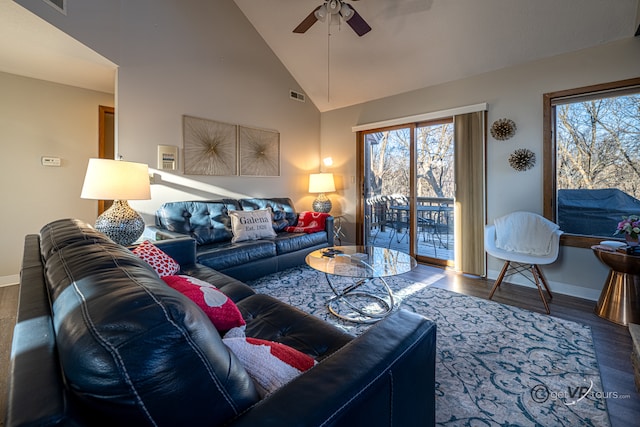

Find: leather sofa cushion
196;240;277;270
239;198;298;231
155;200;241;245
38;220;259;426
237;294;353;361
273;231;329;255
39;218;107;259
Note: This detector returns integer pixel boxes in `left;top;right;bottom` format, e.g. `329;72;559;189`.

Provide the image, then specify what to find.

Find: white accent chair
484;211;563;314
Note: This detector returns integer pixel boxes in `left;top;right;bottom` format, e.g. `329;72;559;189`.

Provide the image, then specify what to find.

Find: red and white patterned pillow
132;240;180;277
222;336;317;397
162;275;246;334
284;211;329;233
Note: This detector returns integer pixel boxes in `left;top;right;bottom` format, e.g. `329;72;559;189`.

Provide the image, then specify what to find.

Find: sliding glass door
415;121;454;263
363;127;412;255
360;120;455;267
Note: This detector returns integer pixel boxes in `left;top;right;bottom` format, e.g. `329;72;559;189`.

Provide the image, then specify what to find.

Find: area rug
248;265;610;427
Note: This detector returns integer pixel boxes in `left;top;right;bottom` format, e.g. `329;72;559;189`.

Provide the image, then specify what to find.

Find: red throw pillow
162;275;246;334
222;336;317;397
132;240;180;277
284;211;329;233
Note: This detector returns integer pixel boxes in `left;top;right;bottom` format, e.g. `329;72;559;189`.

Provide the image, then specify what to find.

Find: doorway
98;105;115;215
359;119;455;267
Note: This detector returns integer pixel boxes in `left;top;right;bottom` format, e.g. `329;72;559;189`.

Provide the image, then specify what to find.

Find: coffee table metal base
325;274;395;323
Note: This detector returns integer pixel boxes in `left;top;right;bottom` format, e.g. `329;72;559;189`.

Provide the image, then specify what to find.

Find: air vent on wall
43;0;66;15
290;90;306;103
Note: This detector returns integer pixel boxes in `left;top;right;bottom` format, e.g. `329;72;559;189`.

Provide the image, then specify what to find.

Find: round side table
591;245;640;326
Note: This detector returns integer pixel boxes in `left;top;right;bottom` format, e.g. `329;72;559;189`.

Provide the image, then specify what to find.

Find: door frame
98;105;115;215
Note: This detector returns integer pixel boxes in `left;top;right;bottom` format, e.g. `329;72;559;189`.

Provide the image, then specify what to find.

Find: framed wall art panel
183;115;237;176
239;126;280;177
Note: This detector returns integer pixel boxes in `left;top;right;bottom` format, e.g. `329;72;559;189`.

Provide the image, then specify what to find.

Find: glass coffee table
305;246;417;323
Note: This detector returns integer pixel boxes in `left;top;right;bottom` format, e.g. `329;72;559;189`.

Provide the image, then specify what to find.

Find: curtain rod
351;103;488;132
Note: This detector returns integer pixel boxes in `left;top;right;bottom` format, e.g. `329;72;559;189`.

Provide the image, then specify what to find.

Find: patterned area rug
248;266;610;427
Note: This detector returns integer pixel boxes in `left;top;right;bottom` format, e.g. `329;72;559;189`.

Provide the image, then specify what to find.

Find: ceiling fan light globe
340;4;354;20
315;4;328;21
328;0;341;14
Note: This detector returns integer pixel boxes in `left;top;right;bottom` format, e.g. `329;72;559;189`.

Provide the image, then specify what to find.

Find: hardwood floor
1;264;638;426
0;284;18;427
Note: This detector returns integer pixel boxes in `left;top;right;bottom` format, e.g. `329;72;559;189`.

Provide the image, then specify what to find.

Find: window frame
543;77;640;248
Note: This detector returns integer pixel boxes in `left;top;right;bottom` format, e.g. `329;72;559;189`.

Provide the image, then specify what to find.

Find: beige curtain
454;111;486;276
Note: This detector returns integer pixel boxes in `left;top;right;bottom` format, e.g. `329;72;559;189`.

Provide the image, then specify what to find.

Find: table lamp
81;158;151;245
309;172;335;213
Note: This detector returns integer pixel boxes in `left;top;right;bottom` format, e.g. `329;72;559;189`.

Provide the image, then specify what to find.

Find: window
543;77;640;248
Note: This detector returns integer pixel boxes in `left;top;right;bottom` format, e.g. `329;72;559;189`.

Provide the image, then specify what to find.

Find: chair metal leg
531;265;551;314
489;261;510;300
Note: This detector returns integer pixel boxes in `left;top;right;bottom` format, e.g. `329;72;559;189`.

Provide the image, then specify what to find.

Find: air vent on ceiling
290;90;306;103
43;0;66;15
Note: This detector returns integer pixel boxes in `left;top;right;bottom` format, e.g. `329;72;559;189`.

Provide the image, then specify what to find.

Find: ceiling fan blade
345;8;371;36
293;6;322;34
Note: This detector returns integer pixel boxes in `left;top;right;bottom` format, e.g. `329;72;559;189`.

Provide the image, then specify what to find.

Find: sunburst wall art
183;116;237;176
239;126;280;177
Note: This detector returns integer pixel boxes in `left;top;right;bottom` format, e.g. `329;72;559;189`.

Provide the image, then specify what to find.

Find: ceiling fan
293;0;372;37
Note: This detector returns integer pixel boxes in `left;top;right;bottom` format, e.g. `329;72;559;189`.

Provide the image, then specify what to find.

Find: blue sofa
145;198;333;281
6;218;437;426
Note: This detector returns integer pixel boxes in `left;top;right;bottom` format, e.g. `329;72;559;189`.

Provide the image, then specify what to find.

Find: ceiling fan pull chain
327;18;331;103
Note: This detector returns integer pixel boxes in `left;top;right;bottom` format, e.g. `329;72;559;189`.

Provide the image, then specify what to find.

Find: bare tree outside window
554;91;640;239
365;123;454;200
556;95;640;197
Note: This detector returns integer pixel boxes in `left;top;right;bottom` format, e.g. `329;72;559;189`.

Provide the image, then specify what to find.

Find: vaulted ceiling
0;0;638;112
234;0;640;112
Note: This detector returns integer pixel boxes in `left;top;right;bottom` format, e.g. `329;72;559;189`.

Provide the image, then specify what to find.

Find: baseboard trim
486;268;601;302
0;274;19;287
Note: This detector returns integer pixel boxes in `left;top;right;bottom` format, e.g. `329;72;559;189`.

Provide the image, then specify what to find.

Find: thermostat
157;145;178;170
41;156;61;167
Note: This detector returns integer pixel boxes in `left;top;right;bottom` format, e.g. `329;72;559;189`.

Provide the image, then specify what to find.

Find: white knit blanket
494;211;559;256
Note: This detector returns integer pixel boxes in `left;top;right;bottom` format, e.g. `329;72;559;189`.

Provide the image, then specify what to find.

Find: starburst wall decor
182;116;280;176
508;148;536;171
183;116;237;176
239;126;280;176
490;118;517;141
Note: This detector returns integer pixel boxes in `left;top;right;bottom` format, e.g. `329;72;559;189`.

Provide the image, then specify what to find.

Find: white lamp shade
81;158;151;200
309;173;336;193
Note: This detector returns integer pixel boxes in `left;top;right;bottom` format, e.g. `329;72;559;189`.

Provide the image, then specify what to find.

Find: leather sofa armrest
149;237;198;266
6;235;68;427
230;309;436;427
325;215;334;246
144;225;192;241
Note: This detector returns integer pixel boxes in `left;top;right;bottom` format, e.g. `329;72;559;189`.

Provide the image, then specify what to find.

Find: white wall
5;0;323;280
321;37;640;300
113;0;322;222
0;71;114;283
12;0;640;300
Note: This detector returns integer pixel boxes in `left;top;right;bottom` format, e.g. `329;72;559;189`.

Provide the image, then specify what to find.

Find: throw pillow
162;275;246;334
222;336;317;397
229;208;277;243
284;211;329;234
132;240;180;277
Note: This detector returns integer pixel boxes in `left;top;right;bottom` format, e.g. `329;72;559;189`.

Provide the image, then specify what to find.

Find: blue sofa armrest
144;225;191;241
230;309;436;427
325;215;334;246
150;237;198;266
6;235;67;427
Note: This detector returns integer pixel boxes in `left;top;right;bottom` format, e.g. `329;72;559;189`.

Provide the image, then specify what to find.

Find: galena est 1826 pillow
229;208;277;243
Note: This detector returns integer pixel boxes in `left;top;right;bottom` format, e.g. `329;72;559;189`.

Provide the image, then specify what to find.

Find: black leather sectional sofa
146;198;334;281
6;218;437;427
